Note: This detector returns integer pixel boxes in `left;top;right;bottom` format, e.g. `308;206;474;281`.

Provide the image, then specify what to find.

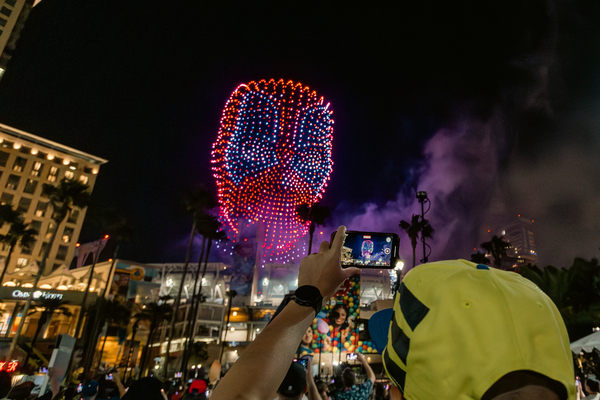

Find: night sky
0;0;599;268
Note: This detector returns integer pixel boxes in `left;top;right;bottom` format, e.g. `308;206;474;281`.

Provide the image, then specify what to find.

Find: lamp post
416;191;429;263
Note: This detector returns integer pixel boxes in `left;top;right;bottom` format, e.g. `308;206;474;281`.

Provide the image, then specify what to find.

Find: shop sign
11;290;64;300
0;362;18;372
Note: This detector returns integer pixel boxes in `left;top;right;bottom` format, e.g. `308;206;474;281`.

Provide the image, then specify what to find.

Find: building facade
0;123;107;277
0;0;36;79
503;216;538;267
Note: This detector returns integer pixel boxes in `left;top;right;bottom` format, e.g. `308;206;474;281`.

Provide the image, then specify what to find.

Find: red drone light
211;79;334;261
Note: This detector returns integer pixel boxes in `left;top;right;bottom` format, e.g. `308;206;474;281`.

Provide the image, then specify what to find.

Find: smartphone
347;353;357;360
106;374;113;380
294;358;309;369
77;384;82;393
331;231;400;268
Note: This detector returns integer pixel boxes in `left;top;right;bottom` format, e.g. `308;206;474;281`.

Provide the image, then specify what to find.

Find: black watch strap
293;285;323;316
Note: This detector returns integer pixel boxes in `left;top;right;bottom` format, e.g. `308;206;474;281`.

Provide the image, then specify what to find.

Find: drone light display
211;79;334;262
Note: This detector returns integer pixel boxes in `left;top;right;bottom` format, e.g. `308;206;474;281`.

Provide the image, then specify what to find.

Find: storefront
0;287;96;364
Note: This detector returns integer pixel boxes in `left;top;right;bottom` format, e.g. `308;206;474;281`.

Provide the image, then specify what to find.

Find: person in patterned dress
333;353;375;400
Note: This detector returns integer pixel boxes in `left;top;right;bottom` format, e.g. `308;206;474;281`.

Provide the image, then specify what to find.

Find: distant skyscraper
0;123;107;276
0;0;36;80
503;216;538;267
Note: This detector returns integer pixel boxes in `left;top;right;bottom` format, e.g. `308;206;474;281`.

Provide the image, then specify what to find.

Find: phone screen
294;358;309;369
333;231;400;268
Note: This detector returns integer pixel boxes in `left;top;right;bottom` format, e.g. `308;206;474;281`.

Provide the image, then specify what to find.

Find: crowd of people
1;225;590;399
208;226;579;400
0;368;210;400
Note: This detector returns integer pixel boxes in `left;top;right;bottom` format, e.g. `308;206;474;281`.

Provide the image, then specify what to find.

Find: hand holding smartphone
331;230;400;268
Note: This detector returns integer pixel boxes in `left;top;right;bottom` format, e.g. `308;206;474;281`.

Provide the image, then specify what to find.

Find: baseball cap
188;379;207;394
277;361;307;397
81;380;99;398
369;259;576;400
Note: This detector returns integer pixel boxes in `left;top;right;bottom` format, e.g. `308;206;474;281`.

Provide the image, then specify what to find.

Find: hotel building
0;123;107;277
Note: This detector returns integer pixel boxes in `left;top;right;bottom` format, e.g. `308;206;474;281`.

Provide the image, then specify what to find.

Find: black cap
277;362;307;397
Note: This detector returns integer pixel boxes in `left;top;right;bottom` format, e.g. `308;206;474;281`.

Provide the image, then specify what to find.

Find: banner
299;274;367;357
110;271;131;302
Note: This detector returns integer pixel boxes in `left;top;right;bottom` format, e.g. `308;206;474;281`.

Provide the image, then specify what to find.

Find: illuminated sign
0;362;18;372
11;290;63;300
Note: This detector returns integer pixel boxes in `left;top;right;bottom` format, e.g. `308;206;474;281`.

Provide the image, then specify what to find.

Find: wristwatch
293;285;323;316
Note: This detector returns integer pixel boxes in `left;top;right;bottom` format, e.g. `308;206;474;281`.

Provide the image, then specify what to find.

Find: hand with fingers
298;226;360;304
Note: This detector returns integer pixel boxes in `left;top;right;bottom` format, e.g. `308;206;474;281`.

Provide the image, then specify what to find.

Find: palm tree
76;210;135;336
470;251;490;265
0;217;38;285
181;215;226;372
519;259;600;341
6;178;91;362
81;214;135;380
0;204;24;284
297;203;331;255
95;299;132;367
480;235;512;269
165;186;217;376
399;214;434;269
520;264;571;310
23;299;72;366
219;290;237;364
135;301;172;377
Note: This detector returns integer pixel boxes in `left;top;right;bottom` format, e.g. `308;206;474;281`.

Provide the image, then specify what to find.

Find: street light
416;191;431;263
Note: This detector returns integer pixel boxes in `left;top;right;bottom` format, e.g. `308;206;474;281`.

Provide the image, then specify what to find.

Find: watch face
296;285;321;300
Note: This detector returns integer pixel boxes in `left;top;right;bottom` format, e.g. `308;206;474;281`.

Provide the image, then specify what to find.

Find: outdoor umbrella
570;331;600;353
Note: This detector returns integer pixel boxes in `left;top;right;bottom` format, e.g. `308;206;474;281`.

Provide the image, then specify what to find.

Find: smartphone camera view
333;231;400;268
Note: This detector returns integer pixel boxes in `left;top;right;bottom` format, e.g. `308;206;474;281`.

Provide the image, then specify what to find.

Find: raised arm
211;226;359;400
305;357;321;400
356;353;376;384
111;369;126;398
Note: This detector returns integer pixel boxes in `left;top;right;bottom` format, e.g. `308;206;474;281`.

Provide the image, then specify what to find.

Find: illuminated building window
5;174;20;190
12;157;26;172
68;209;79;224
64;170;74;179
62;227;73;243
30;161;43;177
0;7;11;17
0;193;13;205
23;179;38;194
16;258;28;268
17;197;31;214
47;166;58;182
35;201;48;217
0;150;8;167
45;222;56;239
55;246;68;261
79;175;89;185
